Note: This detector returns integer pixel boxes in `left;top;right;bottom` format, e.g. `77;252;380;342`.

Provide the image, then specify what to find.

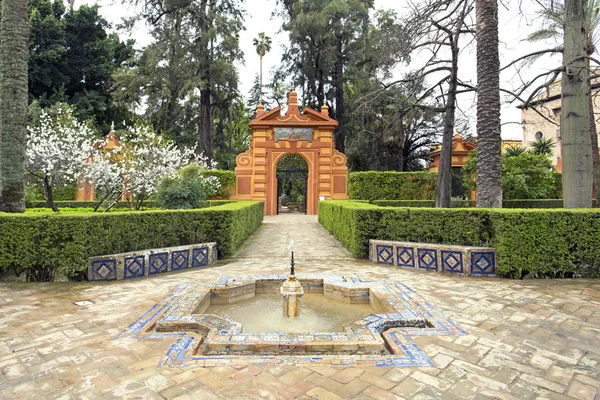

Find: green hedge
372;199;598;209
348;171;437;201
24;200;236;210
319;201;600;279
373;200;476;208
0;201;263;281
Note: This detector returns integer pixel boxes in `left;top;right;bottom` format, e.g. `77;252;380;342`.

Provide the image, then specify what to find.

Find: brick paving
1;214;599;399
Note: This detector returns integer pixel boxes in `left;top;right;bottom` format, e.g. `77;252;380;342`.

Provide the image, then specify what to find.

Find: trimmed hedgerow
373;200;476;208
24;199;236;210
372;199;598;209
348;171;437;201
0;201;263;281
319;201;600;279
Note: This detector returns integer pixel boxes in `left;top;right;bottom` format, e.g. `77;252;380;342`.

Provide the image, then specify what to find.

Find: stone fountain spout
281;240;303;318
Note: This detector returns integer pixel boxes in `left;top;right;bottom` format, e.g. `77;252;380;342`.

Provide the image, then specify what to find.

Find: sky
81;0;567;141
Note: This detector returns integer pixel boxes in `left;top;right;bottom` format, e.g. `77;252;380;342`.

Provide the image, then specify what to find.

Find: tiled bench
369;240;496;276
88;242;218;281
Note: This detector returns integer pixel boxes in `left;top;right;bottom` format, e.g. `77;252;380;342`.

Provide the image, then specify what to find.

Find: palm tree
504;145;527;157
253;32;272;105
526;0;598;206
529;137;556;156
475;0;502;208
0;0;29;213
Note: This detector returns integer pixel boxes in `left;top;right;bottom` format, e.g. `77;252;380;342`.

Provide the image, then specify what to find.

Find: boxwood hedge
348;171;437;201
319;201;600;279
0;201;263;281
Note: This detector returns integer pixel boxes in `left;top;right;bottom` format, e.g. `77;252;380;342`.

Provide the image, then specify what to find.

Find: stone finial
321;105;329;116
287;91;300;116
110;121;115;132
256;104;265;117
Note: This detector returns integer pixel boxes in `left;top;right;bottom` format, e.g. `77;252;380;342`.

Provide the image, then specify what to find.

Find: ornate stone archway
231;92;349;215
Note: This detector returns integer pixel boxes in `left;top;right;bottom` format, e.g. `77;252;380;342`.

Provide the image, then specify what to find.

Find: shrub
463;150;560;200
156;165;219;209
348;171;437;201
201;169;236;198
0;201;263;281
502;153;558;199
319;201;600;278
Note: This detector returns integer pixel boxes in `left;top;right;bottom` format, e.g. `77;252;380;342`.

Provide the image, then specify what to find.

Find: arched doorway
231;91;349;215
276;154;308;214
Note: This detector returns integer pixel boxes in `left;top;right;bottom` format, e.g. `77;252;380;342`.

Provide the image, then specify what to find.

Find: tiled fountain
117;243;465;367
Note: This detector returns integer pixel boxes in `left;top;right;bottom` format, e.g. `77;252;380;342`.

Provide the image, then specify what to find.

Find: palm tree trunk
562;0;593;208
475;0;502;208
259;54;263;104
0;0;28;213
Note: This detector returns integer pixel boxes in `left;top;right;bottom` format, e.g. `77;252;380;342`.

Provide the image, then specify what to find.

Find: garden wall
0;201;263;281
319;201;600;278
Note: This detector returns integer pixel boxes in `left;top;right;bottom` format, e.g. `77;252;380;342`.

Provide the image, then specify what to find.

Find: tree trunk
259;54;263;104
475;0;502;208
334;37;345;153
587;58;600;201
435;40;459;208
398;120;405;172
43;176;59;213
562;0;593;208
0;0;28;213
199;88;213;162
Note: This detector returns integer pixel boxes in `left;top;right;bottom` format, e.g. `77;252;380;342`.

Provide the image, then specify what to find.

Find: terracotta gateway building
231;92;349;215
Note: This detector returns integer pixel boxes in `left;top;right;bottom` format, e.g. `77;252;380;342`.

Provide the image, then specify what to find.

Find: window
535;131;543;140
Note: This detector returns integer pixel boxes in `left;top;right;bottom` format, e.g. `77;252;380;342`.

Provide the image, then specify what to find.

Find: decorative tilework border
116;275;465;367
369;240;496;277
88;242;217;281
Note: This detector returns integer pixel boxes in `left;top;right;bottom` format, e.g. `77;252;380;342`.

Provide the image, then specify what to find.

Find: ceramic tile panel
88;242;217;281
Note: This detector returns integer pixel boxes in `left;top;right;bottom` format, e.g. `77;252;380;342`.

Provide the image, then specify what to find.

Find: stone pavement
0;214;599;399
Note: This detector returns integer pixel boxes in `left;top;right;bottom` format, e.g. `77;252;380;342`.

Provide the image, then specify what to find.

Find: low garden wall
89;242;218;281
319;201;600;279
0;201;263;281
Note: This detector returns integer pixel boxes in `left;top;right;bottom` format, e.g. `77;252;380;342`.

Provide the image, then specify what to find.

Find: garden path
234;214;352;260
0;215;599;399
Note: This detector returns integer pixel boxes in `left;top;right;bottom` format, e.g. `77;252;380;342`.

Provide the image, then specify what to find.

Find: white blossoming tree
83;124;212;211
27;105;97;212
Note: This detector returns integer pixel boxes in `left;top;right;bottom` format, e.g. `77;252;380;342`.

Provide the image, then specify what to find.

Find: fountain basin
153;274;431;356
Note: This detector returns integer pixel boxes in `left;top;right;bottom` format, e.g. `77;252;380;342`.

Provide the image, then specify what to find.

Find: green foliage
373;200;475;207
504;145;527;157
463;150;560;199
201;170;236;197
462;149;478;192
27;0;135;131
156;165;216;209
502;152;558;199
25;200;158;209
348;171;437;201
112;0;244;156
319;201;600;278
529;137;557;156
0;201;263;281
